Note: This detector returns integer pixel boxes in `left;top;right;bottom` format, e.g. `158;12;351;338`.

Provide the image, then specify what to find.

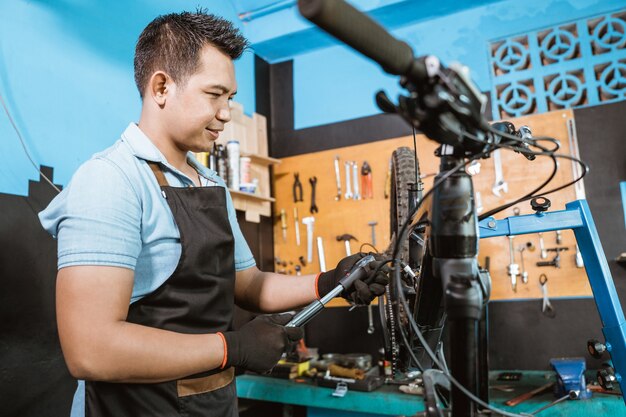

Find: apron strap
148;162;170;187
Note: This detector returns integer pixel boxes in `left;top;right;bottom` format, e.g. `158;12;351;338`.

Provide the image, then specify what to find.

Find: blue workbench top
237;371;626;416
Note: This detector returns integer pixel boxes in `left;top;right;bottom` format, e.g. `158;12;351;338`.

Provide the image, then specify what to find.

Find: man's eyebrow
205;84;237;96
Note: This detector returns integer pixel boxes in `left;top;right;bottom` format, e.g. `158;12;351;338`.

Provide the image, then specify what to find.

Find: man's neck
137;120;189;172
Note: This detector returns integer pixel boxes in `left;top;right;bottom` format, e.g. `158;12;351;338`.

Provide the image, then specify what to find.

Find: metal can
226;140;240;190
240;156;251;184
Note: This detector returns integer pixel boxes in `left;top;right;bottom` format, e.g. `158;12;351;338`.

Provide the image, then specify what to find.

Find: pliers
293;173;303;203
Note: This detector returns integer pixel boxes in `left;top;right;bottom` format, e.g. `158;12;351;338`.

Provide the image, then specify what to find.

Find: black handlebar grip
298;0;416;78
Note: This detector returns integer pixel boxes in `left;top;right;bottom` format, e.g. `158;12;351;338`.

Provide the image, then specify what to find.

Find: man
40;9;388;417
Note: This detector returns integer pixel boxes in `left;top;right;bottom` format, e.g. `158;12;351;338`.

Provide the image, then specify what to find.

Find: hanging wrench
475;191;483;214
334;156;342;201
344;161;353;200
538;232;547;259
367;304;375;334
491;149;508;196
507;236;519;292
353;161;361;200
540;274;555;317
519;246;528;284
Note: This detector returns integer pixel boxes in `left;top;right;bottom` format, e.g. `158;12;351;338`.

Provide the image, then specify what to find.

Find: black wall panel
0;168;74;417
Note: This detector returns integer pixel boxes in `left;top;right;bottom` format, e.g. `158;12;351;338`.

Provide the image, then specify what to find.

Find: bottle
208;143;217;171
216;144;228;183
240;156;252;184
226;140;240;191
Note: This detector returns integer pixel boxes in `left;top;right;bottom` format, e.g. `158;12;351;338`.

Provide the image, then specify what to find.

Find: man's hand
316;253;390;305
221;314;303;373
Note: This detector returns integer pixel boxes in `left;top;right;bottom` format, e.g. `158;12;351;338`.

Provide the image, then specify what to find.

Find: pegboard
272;109;591;303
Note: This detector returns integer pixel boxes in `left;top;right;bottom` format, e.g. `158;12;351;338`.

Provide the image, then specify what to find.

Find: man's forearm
61;322;225;383
236;269;319;313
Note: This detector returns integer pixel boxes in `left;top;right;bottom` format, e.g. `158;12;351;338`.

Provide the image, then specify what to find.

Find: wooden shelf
241;153;281;166
230;189;275;203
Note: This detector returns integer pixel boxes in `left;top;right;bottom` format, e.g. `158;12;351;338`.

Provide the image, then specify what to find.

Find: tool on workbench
550;358;592;399
507;236;519;292
504;382;555;406
536;247;569;268
309;176;319;213
540;274;555;317
360;161;373;199
352;161;361;200
302;216;315;263
344;161;353;200
317;237;327;272
294;207;301;246
293;172;303;203
334;155;342;201
280;209;287;243
286;255;376;327
518;245;529;284
336;234;357;256
384;157;391;199
367;221;378;247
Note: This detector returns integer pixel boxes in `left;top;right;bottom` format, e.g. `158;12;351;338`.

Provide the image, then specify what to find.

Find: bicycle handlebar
298;0;424;80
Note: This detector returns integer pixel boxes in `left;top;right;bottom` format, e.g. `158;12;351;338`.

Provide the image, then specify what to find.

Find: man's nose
216;104;232;123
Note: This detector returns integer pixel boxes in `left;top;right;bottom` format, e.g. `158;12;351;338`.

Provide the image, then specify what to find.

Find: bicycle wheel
389;147;419;263
383;146;427;376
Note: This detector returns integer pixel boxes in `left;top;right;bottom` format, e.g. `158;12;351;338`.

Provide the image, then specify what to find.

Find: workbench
236;371;626;416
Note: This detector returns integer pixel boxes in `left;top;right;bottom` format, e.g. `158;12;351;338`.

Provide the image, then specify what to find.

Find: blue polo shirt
39;122;256;303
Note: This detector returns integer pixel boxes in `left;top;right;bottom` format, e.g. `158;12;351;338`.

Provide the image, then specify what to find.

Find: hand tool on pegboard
302;216;315;263
293;172;303;203
344;161;353;199
352;161;361;200
384;157;391;199
361;161;373;199
540;274;555;317
334;155;342;201
293;207;301;246
367;221;377;247
280;209;288;243
309;176;319;213
336;234;357;256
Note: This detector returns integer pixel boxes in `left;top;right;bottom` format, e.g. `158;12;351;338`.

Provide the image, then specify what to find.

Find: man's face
163;44;237;153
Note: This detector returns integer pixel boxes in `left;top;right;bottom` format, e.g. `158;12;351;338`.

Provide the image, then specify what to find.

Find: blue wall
0;0;256;196
291;0;624;129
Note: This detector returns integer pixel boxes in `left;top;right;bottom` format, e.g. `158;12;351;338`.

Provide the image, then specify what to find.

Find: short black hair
134;8;249;98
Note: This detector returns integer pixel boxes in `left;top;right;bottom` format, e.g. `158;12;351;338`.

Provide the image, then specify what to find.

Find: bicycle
295;1;621;416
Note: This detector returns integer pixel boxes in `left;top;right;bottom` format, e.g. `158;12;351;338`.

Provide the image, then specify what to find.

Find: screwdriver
280;209;287;243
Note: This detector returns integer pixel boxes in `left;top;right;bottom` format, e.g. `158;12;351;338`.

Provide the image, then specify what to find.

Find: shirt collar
121;123;218;180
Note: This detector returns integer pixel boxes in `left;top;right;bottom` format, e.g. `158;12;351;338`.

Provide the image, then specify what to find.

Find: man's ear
147;71;169;106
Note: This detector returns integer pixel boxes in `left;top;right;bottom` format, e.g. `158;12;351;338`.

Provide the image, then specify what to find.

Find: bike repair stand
478;198;626;403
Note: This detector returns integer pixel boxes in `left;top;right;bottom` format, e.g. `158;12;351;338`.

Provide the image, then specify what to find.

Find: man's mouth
205;127;222;139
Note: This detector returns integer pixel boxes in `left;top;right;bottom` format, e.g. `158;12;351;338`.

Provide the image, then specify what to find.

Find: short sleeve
39;158;142;270
222;186;256;271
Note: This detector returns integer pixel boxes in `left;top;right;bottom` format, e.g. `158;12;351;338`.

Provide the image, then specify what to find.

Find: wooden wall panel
273;109;591;301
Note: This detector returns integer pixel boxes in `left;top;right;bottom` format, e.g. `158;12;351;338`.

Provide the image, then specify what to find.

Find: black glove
221;314;303;373
316;252;390;305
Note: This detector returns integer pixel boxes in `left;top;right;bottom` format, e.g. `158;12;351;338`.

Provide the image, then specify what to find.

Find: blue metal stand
478;199;626;402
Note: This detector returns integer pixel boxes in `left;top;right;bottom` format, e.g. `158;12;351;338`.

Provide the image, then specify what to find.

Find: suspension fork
430;153;483;417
